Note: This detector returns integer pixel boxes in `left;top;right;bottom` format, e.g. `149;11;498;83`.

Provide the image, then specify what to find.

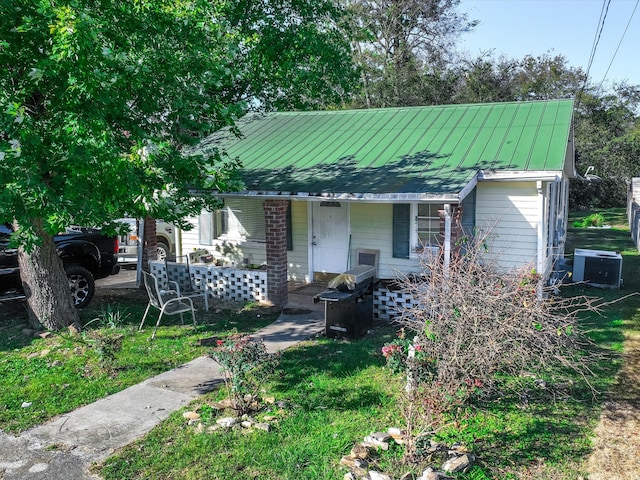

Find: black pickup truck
0;224;120;308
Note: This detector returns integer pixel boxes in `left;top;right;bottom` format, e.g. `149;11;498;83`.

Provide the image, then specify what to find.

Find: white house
180;100;575;308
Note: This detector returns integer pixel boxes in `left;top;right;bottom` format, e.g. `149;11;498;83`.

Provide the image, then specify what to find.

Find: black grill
314;265;376;339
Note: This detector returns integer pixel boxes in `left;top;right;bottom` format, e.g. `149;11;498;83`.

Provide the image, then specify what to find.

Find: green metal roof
194;100;574;200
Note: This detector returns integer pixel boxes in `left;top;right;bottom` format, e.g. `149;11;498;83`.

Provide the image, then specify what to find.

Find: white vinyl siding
349;203;420;279
475;181;540;272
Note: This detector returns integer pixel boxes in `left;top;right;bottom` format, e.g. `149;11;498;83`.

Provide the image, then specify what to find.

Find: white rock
442;453;475;473
369;471;392;480
28;463;49;473
255;422;271;432
370;431;391;442
364;435;389;450
216;417;237;428
21;402;32;408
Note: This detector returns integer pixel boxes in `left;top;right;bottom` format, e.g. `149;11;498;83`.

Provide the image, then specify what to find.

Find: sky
458;0;640;90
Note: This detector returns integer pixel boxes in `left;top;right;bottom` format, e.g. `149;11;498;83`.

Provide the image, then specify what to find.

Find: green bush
573;212;605;228
209;335;280;414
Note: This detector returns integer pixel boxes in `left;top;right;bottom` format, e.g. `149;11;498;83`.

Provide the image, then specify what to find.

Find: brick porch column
264;200;288;308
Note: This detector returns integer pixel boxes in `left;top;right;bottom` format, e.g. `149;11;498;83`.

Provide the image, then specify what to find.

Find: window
198;210;227;245
200;199;292;247
226;199;265;242
392;203;445;258
415;204;442;248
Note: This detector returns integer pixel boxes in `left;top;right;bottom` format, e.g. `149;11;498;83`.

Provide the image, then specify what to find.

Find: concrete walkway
0;286;325;480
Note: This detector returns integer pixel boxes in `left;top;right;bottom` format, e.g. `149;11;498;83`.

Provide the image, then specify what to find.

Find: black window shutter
286;201;293;251
461;187;476;235
393;204;410;259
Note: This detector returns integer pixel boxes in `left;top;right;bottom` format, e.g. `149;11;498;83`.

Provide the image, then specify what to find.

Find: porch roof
193;100;574;201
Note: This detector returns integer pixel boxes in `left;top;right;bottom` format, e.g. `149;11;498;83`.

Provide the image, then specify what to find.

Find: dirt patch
585;332;640;479
92;287;148;304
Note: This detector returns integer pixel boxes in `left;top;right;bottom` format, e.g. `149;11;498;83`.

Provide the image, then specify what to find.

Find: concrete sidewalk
0;293;325;480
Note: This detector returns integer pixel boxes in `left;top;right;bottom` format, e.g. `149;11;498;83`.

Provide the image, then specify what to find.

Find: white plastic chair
139;271;197;340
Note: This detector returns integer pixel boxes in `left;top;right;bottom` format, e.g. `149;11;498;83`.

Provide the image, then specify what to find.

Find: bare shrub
391;230;600;458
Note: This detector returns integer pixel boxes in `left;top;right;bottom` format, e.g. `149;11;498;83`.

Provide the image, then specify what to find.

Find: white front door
311;202;350;275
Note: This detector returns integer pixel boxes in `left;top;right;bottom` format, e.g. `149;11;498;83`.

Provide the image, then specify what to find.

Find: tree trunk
141;216;157;274
16;219;80;331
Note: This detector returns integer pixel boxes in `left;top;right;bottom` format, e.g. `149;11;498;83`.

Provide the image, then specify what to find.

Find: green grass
99;326;407;480
0;289;277;433
4;209;639;479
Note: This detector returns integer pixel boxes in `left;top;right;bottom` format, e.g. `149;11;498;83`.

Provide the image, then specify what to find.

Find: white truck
116;219;177;266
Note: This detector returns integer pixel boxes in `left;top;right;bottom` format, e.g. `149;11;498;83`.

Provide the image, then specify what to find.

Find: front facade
181;100;575;305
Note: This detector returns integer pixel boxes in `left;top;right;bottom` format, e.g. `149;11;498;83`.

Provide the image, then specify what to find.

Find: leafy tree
224;0;358;111
452;52;586;104
0;0;357;330
512;53;585;100
452;53;517;104
348;0;476;108
572;85;640;208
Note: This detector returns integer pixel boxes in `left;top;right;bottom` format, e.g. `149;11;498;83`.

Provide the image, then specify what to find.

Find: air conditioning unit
573;249;622;289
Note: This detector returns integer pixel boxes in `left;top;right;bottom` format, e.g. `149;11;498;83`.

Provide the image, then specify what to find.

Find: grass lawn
0;287;278;433
3;208;639;479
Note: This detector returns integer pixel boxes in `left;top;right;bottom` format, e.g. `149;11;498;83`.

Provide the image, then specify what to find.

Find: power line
585;0;611;82
576;0;611;109
596;0;640;93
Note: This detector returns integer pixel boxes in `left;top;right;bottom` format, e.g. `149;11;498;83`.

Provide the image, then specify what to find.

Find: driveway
96;268;137;289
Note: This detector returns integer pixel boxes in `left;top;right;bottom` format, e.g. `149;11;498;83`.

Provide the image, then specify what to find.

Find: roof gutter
478;170;564;182
214;190;461;203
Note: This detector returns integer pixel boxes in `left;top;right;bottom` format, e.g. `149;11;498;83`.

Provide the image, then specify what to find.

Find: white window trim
209;236;267;249
410;203;442;258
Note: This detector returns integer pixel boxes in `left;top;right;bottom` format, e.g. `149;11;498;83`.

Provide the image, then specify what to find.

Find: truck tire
65;265;95;308
156;240;170;261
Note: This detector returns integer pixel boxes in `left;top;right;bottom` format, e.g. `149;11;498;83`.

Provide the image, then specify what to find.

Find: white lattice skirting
150;261;267;303
372;285;416;321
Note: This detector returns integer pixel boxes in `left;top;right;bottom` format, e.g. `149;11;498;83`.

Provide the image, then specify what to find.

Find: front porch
150;260;411;321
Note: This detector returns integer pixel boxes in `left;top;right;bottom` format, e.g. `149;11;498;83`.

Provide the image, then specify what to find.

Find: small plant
381;337;409;374
209;335;280;414
573;212;605;228
82;305;128;368
84;305;130;330
84;330;124;367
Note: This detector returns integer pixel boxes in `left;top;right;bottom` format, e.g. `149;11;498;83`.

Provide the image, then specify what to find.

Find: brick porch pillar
264;200;288;308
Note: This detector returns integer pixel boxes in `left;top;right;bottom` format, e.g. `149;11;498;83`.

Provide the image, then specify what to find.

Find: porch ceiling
192;100;574;199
